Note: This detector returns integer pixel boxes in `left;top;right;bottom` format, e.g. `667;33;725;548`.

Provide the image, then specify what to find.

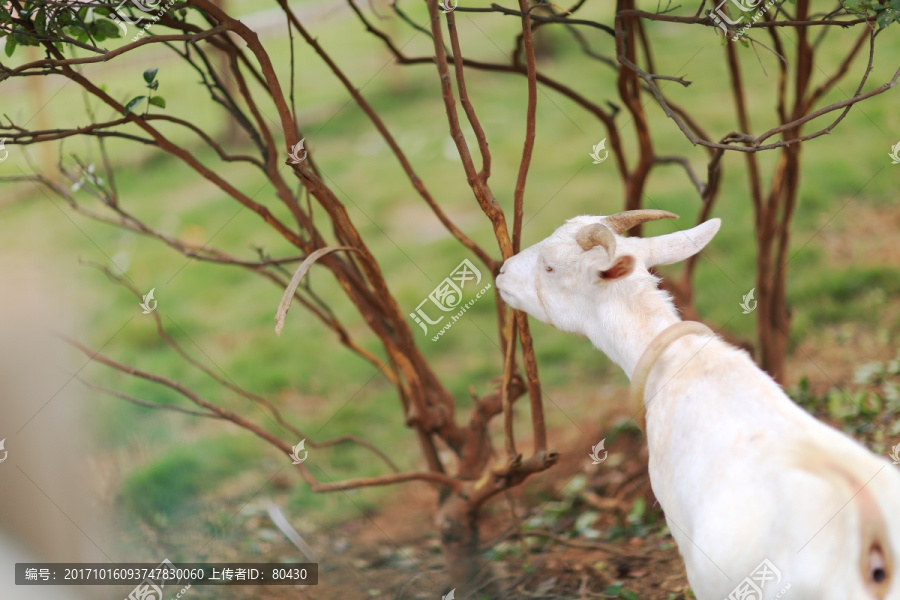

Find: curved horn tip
575;223;616;256
605;209;679;234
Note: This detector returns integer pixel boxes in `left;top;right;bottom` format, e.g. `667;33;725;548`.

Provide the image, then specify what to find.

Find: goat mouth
495;282;516;307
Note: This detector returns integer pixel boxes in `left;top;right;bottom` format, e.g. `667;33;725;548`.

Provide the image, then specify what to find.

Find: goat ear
598;255;635;281
643;218;721;267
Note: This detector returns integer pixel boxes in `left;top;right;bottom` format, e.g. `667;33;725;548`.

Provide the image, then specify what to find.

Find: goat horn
576;223;616;257
604;210;678;235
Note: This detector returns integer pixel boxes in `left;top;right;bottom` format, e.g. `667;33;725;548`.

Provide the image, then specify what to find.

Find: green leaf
34;9;47;36
601;585;640;600
90;24;107;43
143;67;159;85
627;496;646;523
95;19;122;39
876;9;892;28
4;36;16;57
148;96;166;109
12;28;32;46
123;95;146;115
146;80;159;91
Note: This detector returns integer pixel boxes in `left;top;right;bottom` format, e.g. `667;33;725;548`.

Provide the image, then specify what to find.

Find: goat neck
585;274;683;380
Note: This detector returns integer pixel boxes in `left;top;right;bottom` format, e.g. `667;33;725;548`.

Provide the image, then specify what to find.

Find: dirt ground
141;420;692;600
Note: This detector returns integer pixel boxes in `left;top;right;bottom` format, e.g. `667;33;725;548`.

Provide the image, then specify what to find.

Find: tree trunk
756;231;784;382
435;492;492;598
756;144;800;384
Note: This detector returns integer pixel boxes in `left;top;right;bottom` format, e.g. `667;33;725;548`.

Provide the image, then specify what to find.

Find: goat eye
545;266;554;272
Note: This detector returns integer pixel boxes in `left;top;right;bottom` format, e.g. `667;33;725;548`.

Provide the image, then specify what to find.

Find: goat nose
499;263;507;275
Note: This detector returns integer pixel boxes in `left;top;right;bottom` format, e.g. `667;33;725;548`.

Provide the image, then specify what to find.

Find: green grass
790;265;900;331
121;434;270;521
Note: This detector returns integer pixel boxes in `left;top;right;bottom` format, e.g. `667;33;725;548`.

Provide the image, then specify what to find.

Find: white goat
496;210;900;600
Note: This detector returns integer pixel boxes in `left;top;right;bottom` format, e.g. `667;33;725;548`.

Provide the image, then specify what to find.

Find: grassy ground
1;2;899;598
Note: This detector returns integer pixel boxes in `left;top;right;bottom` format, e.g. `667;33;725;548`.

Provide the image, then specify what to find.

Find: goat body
496;211;899;600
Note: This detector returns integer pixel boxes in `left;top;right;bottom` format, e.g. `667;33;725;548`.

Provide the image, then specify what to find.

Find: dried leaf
274;246;356;335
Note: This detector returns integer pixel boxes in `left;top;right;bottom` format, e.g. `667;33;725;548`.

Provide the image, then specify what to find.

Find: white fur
497;215;900;600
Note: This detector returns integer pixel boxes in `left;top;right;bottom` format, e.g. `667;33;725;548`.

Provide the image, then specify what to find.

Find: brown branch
755;30;885;144
724;39;763;217
425;1;513;257
618;51;900;152
3;115;264;168
87;261;402;473
443;11;493;185
285;0;498;270
17;172;398;382
2;24;229;76
456;3;615;35
63;335;458;493
64;334;294;451
512;0;538;254
349;14;628;179
652;156;705;198
304;467;463;494
500;317;519;460
803;26;869;113
76;376;224;419
54;66;306;247
615;0;653;231
616;9;873;28
516;312;547;454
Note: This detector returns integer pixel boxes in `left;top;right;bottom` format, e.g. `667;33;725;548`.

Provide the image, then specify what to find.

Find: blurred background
0;1;899;598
